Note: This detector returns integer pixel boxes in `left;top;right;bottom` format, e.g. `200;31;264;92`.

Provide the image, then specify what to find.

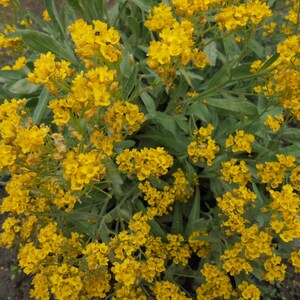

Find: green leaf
222;34;241;58
204;39;217;66
180;68;194;88
164;263;176;281
278;142;300;156
122;63;138;100
0;70;25;83
172;202;184;235
249;39;265;58
45;0;67;40
20;30;79;65
66;0;84;16
129;0;150;12
8;78;40;95
260;52;280;71
0;86;12;100
140;92;156;116
128;16;140;43
206;97;258;116
183;102;212;123
33;87;51;124
185;187;201;236
282;127;300;143
138;128;188;155
152;112;178;135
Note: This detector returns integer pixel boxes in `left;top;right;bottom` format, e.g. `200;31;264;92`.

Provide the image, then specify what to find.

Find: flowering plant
0;0;299;299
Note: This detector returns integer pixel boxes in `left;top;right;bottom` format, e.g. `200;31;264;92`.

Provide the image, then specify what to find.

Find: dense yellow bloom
256;154;296;188
0;98;25;143
62;149;106;190
18;242;48;274
188;123;220;166
263;255;286;283
0;172;37;215
221;159;252;186
27;52;73;95
68;18;121;65
144;3;176;31
277;35;300;62
171;168;194;202
14;125;49;154
166;234;191;266
82;242;109;270
0;142;16;172
196;263;233;300
0;28;21;49
290;165;300;191
71;66;116;109
285;0;300;24
290;250;300;273
172;0;221;17
0;0;9;7
101;100;146;141
0;217;20;248
81;272;111;299
112;257;141;286
241;225;273;260
139;181;175;218
152;281;191;299
215;0;272;30
264;114;284;132
49;264;83;300
237;281;261;300
261;35;300;120
217;186;256;215
188;231;210;258
250;60;262;73
226;130;255;154
146;6;209;86
269;184;300;242
116;147;174;181
222;257;253;275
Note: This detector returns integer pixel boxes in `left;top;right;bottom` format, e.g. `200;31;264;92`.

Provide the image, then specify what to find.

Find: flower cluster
68;18;122;67
221;159;251;186
27;52;74;95
226;130;255;154
264;114;284;132
116;147;174;181
214;0;272;30
256;154;296;188
187;123;220;166
145;3;208;86
0;1;300;299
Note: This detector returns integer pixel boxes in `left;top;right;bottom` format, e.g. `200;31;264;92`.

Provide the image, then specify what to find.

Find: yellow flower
263;255;287;283
0;0;9;7
152;281;191;299
188;123;220;166
237;281;261;300
116;147;173;181
144;3;176;32
196;263;233;300
42;10;51;22
226;130;255;153
27;52;73;95
264;114;284;132
221;159;252;186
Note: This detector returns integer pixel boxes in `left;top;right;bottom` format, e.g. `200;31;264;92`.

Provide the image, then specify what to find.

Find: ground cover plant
0;0;299;299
